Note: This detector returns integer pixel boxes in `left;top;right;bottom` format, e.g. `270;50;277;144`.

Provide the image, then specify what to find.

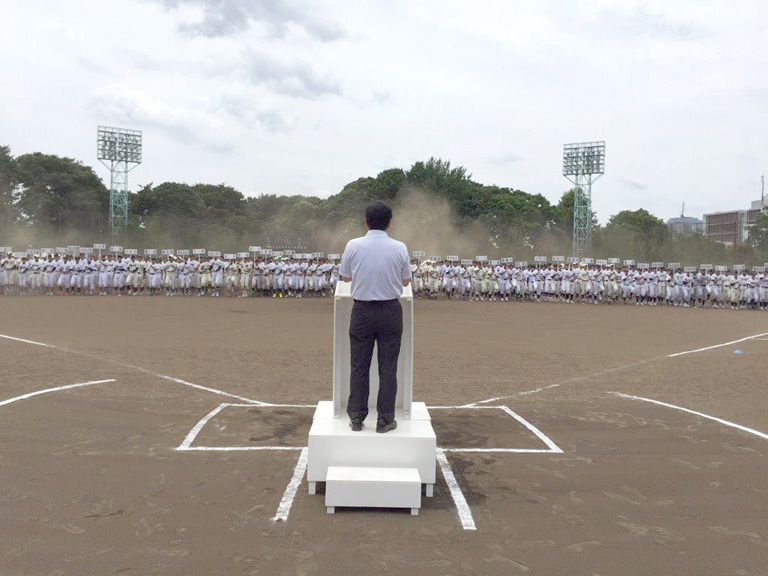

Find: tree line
1;145;766;265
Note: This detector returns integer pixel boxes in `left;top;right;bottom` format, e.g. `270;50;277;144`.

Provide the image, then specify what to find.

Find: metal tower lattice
97;126;142;242
562;141;605;256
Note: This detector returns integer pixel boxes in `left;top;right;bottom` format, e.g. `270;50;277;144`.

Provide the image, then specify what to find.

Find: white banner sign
651;261;664;268
515;261;528;268
684;266;696;272
552;256;565;262
328;253;340;260
624;260;635;266
715;265;728;272
124;249;138;255
208;251;221;257
700;264;712;270
461;259;472;265
176;250;190;256
733;264;746;271
638;263;650;269
110;246;123;253
144;249;157;255
93;243;107;250
412;250;425;258
248;246;261;252
534;256;547;263
41;248;53;255
595;259;608;265
608;257;620;264
567;256;579;264
237;252;250;258
193;248;206;255
81;248;94;254
475;255;488;262
668;262;681;269
447;255;459;262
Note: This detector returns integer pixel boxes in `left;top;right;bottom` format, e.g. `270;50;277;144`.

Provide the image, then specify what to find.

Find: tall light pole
562;141;605;256
97;126;142;243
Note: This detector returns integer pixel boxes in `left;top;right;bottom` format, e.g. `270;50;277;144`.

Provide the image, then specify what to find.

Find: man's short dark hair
365;201;393;230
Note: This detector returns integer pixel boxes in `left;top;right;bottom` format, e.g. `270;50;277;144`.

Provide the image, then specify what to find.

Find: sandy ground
0;296;767;575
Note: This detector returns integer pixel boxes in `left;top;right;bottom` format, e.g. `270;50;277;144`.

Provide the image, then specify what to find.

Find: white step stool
325;466;422;516
307;402;436;497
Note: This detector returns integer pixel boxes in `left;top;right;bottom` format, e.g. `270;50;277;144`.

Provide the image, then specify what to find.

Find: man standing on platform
339;201;412;434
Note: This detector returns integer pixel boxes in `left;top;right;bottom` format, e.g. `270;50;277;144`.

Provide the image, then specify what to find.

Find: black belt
354;298;399;304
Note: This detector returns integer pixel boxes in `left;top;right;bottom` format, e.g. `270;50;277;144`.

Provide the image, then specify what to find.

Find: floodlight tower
97;126;142;242
562;141;605;256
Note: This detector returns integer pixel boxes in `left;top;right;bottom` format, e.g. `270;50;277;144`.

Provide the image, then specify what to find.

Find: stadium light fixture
562;141;605;256
97;126;142;243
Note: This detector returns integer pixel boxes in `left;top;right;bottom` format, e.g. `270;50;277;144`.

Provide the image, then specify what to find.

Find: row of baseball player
410;261;768;309
2;254;767;309
0;254;340;297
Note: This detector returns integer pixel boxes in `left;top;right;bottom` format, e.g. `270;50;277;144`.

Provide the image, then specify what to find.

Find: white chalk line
0;334;55;348
667;332;768;357
0;379;117;408
226;403;316;409
441;448;555;453
436;448;477;531
466;329;768;405
179;446;305;452
611;393;768;442
177;404;229;450
498;405;563;453
0;332;267;405
272;447;309;522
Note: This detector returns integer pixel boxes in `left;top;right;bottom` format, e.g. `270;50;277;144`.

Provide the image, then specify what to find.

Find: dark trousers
347;299;403;423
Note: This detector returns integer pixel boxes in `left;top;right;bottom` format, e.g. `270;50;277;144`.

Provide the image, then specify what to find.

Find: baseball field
1;297;767;575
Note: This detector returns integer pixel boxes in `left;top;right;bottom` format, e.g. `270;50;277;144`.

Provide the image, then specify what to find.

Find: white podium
307;281;437;513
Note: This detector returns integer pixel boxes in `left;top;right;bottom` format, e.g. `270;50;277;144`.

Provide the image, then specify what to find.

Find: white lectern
307;281;436;515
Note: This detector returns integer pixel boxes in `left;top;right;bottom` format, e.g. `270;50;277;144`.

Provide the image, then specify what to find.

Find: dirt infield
1;297;767;575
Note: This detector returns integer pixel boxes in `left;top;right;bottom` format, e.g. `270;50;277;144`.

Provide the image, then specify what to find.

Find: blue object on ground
733;349;743;355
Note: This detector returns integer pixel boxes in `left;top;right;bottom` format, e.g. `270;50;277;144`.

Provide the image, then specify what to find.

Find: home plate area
175;402;562;528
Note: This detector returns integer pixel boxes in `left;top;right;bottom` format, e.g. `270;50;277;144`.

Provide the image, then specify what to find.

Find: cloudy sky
2;0;767;222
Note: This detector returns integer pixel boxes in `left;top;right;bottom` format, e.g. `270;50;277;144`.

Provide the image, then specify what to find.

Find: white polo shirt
339;230;411;301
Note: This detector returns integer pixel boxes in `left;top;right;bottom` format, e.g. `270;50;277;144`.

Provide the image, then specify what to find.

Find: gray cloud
487;154;522;165
622;179;648;191
597;7;709;42
243;50;342;98
622;179;647;191
156;0;345;40
217;91;291;133
89;85;235;152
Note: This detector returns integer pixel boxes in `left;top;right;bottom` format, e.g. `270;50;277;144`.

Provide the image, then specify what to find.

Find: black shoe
349;418;363;432
376;419;397;434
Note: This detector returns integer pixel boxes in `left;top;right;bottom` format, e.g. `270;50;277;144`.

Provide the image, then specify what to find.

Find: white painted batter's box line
176;403;563;454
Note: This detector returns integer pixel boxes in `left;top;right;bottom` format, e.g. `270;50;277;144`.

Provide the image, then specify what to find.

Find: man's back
340;230;410;301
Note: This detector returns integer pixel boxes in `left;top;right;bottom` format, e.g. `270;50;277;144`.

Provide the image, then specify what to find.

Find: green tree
748;211;768;260
0;146;18;226
14;152;108;235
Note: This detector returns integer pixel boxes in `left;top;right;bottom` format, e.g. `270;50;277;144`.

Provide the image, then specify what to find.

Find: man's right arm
339;241;353;282
400;245;412;287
